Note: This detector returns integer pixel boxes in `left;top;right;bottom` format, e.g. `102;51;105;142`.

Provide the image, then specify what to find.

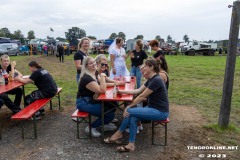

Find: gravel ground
0;104;239;160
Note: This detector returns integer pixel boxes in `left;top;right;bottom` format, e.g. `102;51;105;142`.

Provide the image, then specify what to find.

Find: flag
50;27;54;32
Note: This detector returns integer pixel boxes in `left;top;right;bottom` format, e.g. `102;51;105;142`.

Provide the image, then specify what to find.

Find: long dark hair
159;56;169;73
28;61;42;69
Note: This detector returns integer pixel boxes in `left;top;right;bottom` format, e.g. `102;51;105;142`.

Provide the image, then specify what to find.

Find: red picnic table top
0;81;24;94
97;76;136;101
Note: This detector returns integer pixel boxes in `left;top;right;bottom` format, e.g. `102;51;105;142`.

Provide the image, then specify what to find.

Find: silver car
0;43;20;56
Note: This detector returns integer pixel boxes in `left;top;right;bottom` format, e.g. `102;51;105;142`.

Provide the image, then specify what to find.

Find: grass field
8;53;240;145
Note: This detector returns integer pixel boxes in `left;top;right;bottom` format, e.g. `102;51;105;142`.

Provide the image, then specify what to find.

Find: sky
0;0;238;41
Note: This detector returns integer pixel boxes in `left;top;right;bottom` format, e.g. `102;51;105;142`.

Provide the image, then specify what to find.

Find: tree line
0;27;205;44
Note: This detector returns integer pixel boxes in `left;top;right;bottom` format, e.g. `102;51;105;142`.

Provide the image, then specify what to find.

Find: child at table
0;55;23;113
15;61;58;119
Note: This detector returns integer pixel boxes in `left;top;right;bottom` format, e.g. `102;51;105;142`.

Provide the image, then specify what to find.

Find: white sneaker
138;125;143;131
111;118;118;123
85;126;101;137
125;128;139;134
103;124;117;131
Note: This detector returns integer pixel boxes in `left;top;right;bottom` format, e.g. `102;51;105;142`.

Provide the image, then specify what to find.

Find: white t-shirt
110;47;126;67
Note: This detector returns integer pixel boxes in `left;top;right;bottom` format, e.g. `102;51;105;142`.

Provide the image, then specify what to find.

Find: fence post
218;1;240;127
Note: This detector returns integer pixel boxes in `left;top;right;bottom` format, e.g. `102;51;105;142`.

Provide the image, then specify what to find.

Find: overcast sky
0;0;238;41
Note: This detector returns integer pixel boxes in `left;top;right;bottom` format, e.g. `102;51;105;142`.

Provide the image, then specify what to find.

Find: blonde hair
78;37;90;50
1;55;10;61
95;54;107;64
79;57;95;83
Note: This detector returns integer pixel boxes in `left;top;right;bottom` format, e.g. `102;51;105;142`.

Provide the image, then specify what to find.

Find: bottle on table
113;82;117;98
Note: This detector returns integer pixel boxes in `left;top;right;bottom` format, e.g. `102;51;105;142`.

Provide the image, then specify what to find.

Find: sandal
104;137;122;144
116;146;134;152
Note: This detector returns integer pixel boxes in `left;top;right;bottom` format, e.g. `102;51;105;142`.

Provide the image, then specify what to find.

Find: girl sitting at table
95;54;125;87
15;61;58;119
0;55;23;113
104;57;169;152
76;57;117;137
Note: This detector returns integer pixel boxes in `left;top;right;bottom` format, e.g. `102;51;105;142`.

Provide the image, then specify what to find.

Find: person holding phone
0;55;23;113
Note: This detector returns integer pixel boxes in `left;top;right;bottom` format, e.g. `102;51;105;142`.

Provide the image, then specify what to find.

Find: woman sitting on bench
104;57;169;152
15;61;58;119
76;57;116;137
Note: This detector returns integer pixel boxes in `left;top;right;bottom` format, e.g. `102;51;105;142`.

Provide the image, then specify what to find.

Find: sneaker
138;125;143;131
125;128;139;134
85;126;101;137
111;118;118;123
103;124;117;131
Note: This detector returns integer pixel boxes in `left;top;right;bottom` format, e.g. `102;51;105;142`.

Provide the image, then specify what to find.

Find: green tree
109;33;118;39
27;30;35;39
87;36;97;40
0;28;12;38
118;32;126;40
183;34;189;42
13;30;23;39
155;35;161;42
65;27;86;45
134;35;144;40
167;35;172;43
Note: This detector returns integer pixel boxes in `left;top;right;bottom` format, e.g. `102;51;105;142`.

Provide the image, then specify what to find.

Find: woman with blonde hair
76;57;117;137
74;37;90;83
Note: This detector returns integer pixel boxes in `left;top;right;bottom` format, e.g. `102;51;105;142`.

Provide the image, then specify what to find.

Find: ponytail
28;61;42;69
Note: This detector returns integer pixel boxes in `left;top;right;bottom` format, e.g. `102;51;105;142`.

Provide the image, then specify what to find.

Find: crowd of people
73;37;169;152
0;37;169;152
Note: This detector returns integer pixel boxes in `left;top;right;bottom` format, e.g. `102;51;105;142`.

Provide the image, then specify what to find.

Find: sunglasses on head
101;63;108;67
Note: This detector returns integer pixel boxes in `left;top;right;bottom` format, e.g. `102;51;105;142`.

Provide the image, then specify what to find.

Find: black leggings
25;90;45;106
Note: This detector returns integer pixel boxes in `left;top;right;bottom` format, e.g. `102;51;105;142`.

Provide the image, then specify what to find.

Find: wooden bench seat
71;109;91;139
11;88;62;139
151;118;169;146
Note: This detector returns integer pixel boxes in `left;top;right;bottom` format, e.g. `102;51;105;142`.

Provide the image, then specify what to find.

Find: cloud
0;0;235;41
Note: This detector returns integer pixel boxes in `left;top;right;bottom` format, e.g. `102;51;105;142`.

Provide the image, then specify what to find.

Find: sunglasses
101;63;108;67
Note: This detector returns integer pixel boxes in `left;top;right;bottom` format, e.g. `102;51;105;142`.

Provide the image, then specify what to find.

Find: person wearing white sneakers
76;57;117;137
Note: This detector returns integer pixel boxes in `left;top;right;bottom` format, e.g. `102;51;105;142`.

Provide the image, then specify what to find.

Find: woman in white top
109;37;129;79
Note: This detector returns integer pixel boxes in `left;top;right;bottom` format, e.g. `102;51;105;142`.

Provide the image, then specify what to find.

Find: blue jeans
76;98;115;128
76;74;80;83
130;66;142;88
119;107;169;143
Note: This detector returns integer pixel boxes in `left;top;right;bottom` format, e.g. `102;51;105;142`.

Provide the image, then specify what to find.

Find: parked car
0;43;20;56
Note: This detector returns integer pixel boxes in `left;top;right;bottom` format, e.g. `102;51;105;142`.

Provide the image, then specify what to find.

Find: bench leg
151;121;154;145
77;118;80;139
58;93;61;110
22;121;25;139
33;115;37;139
164;124;167;146
89;115;92;139
50;100;53;110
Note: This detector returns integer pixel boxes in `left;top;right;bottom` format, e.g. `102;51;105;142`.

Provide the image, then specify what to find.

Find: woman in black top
76;57;116;137
74;37;90;83
128;39;148;88
104;58;169;152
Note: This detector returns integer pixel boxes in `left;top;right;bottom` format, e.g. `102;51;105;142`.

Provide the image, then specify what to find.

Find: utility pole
218;1;240;127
